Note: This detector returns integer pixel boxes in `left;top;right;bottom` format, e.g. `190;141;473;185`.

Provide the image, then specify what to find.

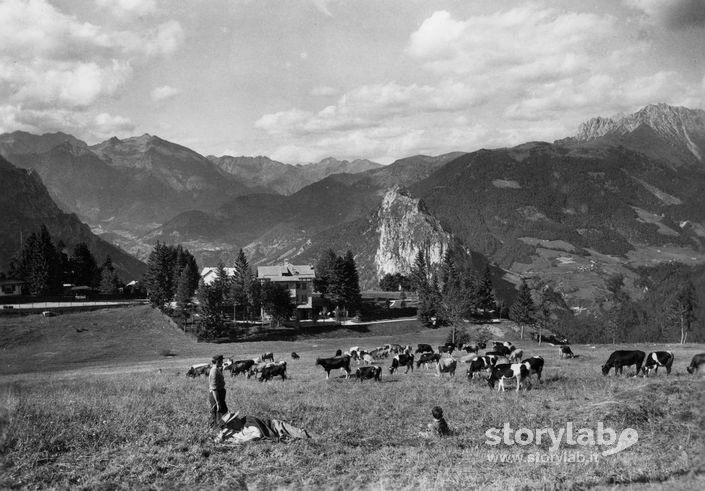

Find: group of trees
4;224;123;295
143;241;200;309
314;249;362;318
411;249;497;342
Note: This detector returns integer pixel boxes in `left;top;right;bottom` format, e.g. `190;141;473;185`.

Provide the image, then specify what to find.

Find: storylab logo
485;422;639;456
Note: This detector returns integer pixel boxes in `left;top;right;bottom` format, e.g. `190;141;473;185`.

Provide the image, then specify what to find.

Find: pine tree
509;280;535;340
70;243;100;288
175;261;198;311
99;256;120;294
342;250;362;314
314;248;338;304
476;266;496;318
231;249;252;320
196;280;225;338
143;242;175;308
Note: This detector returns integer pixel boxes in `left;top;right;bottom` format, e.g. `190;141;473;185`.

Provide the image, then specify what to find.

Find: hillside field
1;306;704;489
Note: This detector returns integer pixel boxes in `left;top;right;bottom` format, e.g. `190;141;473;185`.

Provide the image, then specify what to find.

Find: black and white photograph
1;0;705;488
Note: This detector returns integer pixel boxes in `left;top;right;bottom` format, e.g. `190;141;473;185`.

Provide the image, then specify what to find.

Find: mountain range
1;103;705;308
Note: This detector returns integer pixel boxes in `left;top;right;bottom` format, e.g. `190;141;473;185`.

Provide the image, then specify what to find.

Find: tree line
2;225;123;295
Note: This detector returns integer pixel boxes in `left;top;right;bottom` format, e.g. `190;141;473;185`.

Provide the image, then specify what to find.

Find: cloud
627;0;705;29
96;0;158;17
311;0;336;17
311;85;340;97
93;112;136;138
151;85;182;102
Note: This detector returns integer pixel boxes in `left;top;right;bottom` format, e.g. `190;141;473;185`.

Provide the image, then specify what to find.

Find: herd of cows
185;340;705;392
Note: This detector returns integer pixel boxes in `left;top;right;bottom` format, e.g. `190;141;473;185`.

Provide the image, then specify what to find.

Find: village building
257;263;316;320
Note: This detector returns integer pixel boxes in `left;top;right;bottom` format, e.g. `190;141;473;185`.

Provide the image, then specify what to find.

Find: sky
1;0;704;164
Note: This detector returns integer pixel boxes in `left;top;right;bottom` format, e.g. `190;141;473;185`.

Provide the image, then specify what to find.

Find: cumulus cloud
151;85;182;102
627;0;705;29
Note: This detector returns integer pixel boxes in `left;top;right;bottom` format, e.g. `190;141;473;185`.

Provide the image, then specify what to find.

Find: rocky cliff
373;186;453;279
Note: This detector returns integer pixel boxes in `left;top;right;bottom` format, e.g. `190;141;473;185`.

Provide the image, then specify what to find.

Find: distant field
1;306;704;489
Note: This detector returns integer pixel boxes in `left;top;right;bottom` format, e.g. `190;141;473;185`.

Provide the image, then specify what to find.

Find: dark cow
459;342;486;353
438;343;455;354
492;341;513;357
230;359;256;377
415;344;434;354
435;357;457;377
316;355;352;379
389;353;414;374
521;356;544;384
643;351;674;376
291;352;300;359
416;352;441;369
686;353;705;374
487;363;528;392
559;346;575;359
466;355;498;379
186;363;210;378
259;361;287;382
260;352;274;362
355;365;382;382
601;350;645;376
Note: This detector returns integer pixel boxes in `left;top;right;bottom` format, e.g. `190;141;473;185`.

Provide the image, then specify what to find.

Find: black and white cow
487;363;528;392
355;365;382;382
389;353;414;374
435;357;457;377
186;363;210;378
415;343;434;354
259;352;274;362
438;343;455;354
508;348;523;363
601;350;645;376
259;361;287;382
416;352;441;369
521;356;544;384
686;353;705;375
559;346;575;359
643;351;675;376
230;359;256;377
492;341;513;357
316;355;352;379
370;347;390;359
466;355;499;379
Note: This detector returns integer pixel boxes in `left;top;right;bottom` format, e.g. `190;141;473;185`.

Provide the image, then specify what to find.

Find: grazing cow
230;359;256;377
508;349;523;363
643;351;675;376
291;352;300;359
370;347;390;359
360;353;374;365
316;355;352;379
415;344;434;354
389;344;405;354
348;346;361;360
248;362;272;379
186;363;210;378
435;357;457;377
686;353;705;375
416;352;441;369
559;346;575;359
492;342;513;357
521;356;544;384
466;355;498;379
259;361;287;382
601;350;646;376
487;363;528;392
389;353;415;374
222;358;234;373
260;352;274;362
438;343;455;354
355;365;382;382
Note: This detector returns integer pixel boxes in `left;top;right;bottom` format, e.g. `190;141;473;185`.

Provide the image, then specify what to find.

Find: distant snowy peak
574;103;705;162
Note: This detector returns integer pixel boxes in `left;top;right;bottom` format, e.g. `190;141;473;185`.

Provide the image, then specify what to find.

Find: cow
222;358;234;373
259;352;274;362
416;352;441;369
601;350;646;376
487;363;528;392
259;361;287;382
415;344;434;354
370;347;390;359
247;362;272;379
316;355;352;379
508;349;523;363
360;353;374;365
389;353;414;374
230;359;256;377
291;352;300;359
559;346;575;359
466;355;498;379
335;349;343;356
492;341;513;357
521;356;544;384
686;353;705;375
643;351;675;376
186;363;210;378
355;365;382;382
435;357;457;377
389;344;405;354
438;343;455;354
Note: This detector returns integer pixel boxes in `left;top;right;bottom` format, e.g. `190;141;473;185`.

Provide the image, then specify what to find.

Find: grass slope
1;306;704;489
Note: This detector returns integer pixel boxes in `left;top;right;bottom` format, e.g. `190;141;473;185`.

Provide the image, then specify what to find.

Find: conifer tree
509;280;535;340
99;256;120;294
70;242;100;288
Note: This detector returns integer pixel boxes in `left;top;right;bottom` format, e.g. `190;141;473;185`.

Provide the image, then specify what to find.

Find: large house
257;263;316;320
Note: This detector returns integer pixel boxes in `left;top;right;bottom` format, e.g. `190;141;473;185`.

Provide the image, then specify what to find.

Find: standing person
209;354;229;429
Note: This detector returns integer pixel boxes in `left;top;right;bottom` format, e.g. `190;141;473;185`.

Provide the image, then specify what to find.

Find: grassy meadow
1;306;704;489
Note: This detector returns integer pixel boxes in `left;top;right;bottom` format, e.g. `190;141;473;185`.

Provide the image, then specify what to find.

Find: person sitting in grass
420;406;451;438
214;412;312;444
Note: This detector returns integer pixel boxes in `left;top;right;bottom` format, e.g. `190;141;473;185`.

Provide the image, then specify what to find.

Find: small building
200;267;236;286
257;263;316;320
0;279;25;297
